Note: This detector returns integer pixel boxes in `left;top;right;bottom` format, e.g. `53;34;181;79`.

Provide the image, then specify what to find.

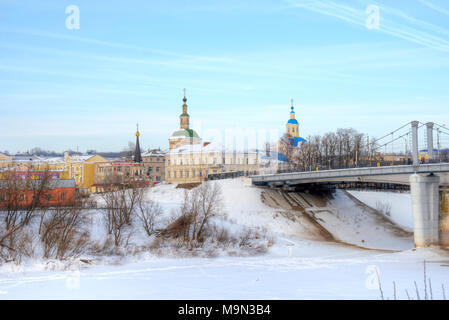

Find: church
168;89;201;150
285;99;307;147
165;90;261;185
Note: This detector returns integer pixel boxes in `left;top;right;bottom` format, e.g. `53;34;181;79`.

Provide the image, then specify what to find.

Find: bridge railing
274;158;449;175
252;163;449;183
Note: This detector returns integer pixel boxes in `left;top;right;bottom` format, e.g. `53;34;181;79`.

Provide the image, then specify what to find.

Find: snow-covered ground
347;190;414;231
0;178;448;300
314;190;413;251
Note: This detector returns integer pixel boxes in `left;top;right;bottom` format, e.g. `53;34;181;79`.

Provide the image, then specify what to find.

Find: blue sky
1;0;449;153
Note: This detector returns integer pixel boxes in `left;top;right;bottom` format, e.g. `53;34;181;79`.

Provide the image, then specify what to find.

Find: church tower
134;124;142;163
180;88;190;129
286;99;299;138
169;89;201;150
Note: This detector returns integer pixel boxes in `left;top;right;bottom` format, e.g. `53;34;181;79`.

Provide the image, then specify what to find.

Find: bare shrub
239;228;253;247
137;200;162;237
375;201;392;217
158;182;223;248
159;213;193;241
39;206;90;260
214;225;231;244
100;180;144;247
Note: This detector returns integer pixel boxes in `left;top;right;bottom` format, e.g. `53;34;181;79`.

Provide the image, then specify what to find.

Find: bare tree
39;205;90;259
159;182;223;248
100;177;144;247
285;128;369;171
0;168;55;262
137;199;163;237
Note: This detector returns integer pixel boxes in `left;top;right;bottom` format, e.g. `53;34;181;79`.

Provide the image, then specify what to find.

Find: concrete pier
411;121;419;166
426;122;434;160
410;174;440;247
440;187;449;247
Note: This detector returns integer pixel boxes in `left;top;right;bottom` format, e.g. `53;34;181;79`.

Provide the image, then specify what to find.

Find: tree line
280;128;379;171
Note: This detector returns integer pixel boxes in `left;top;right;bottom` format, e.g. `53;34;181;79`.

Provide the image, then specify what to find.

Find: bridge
253;163;449;187
252;121;449;248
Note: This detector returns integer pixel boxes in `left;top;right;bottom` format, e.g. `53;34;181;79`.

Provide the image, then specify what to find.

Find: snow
1;178;448;300
1;241;448;299
347;190;413;230
313;190;413;251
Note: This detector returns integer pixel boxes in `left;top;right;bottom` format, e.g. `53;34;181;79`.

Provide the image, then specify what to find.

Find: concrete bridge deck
252;163;449;187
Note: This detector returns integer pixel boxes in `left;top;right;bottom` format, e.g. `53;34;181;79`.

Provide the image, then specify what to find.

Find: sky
0;0;449;153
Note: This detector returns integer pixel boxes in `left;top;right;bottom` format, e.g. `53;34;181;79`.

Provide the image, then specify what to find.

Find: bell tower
286;99;299;138
180;88;190;130
134;123;142;163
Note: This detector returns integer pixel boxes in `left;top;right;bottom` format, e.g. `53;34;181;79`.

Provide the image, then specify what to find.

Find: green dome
170;128;200;139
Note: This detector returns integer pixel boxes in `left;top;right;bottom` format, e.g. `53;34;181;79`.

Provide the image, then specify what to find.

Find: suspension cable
434;122;449;132
375;121;412;142
372;130;411;152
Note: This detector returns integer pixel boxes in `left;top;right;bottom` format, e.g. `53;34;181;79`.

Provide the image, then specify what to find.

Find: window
186;170;189;178
0;193;5;201
156;167;160;172
61;193;66;200
156;176;161;182
20;194;25;201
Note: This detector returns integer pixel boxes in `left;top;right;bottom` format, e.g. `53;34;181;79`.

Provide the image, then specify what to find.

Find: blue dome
287;119;298;125
293;137;307;147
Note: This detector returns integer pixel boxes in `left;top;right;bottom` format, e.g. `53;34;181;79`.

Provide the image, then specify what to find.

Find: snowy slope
312;190;413;251
347;190;413;231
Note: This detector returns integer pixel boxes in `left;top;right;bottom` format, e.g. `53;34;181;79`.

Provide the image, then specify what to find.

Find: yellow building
1;152;112;193
0;153;13;168
166;143;261;184
64;154;110;193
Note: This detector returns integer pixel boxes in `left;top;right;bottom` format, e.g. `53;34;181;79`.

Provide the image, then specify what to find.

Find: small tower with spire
180;88;190;130
286;99;299;138
134;123;142;163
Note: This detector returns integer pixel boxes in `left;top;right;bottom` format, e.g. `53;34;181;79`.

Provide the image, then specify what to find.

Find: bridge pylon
440;187;449;247
410;173;440;247
411;121;419;166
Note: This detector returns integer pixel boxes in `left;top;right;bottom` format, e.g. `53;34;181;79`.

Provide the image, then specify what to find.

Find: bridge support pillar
411;121;419;166
440;187;449;247
410;174;440;247
426;122;434;160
